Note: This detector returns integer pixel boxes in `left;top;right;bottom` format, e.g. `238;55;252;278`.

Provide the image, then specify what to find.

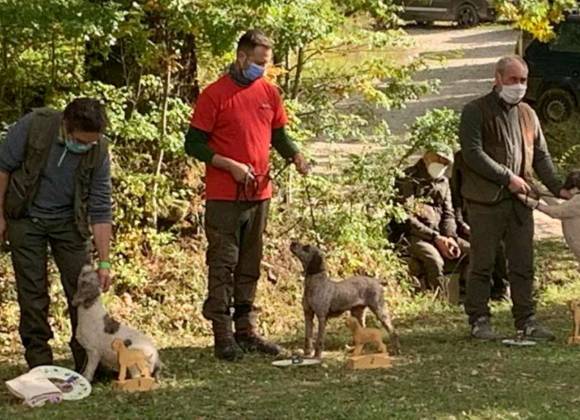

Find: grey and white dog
72;265;161;382
290;241;400;358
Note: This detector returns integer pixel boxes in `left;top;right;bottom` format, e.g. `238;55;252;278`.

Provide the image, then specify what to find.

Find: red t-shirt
190;75;288;201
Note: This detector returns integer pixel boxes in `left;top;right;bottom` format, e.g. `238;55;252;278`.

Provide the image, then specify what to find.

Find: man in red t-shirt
185;30;309;361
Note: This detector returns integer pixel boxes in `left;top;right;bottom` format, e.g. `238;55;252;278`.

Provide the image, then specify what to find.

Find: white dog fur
72;265;161;382
519;192;580;263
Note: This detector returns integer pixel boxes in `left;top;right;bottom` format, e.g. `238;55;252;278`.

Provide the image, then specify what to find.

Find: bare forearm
0;171;9;219
92;223;112;262
211;154;241;172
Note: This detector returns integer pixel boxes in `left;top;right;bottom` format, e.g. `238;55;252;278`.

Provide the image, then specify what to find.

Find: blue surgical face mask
65;138;94;154
243;62;265;82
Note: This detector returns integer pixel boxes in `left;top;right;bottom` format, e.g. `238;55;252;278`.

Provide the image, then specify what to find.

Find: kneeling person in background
395;144;469;298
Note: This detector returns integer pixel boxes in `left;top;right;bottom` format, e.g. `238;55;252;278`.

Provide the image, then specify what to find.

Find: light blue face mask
57;138;95;167
65;138;94;154
243;62;265;82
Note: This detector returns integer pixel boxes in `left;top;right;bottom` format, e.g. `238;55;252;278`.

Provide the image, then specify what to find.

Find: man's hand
458;222;471;239
560;189;573;200
293;153;310;176
447;237;461;259
434;236;452;259
228;161;254;183
435;236;461;260
98;268;112;292
508;175;531;194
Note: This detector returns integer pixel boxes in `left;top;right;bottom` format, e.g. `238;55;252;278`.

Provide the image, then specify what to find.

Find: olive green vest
460;98;535;205
4;108;108;238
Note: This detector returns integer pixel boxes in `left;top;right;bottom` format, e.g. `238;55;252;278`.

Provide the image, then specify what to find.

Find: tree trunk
50;31;57;89
283;51;290;95
291;47;305;100
152;56;171;230
175;33;200;103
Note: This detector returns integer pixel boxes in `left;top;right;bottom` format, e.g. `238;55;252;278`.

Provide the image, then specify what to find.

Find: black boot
234;332;282;356
214;336;244;361
212;322;243;362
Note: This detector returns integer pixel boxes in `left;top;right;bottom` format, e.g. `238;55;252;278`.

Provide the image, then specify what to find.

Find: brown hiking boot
212;321;244;362
234;332;283;356
214;336;244;361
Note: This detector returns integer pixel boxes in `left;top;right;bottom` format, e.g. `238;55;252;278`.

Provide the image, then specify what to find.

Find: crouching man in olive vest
0;98;112;372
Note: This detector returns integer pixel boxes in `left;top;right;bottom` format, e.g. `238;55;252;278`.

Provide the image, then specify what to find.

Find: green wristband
98;260;111;270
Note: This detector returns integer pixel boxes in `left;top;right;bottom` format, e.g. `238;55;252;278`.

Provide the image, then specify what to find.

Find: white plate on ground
501;338;537;347
272;357;321;367
29;365;91;400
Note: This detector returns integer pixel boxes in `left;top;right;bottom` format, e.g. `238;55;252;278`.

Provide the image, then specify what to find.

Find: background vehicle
399;0;495;27
522;15;580;123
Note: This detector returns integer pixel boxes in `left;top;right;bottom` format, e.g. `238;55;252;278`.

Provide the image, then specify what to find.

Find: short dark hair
563;170;580;190
237;29;273;54
63;98;108;133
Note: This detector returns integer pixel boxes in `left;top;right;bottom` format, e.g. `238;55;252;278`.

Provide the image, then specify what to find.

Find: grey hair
496;56;528;76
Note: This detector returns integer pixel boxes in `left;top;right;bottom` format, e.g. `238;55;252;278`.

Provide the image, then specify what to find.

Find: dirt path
382;24;518;135
310;23;563;239
310;24;519;169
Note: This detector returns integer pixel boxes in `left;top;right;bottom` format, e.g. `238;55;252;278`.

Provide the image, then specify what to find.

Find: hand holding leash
229;161;255;184
508;174;531;194
293;153;310;176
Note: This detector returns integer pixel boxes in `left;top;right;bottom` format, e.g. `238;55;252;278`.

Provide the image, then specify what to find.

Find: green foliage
0;0;442;344
495;0;576;41
408;107;460;154
544;115;580;174
333;0;403;28
0;0;123;119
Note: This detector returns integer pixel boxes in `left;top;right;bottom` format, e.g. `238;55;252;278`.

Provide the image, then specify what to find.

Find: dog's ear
71;292;82;307
123;338;133;347
306;252;325;275
73;281;101;308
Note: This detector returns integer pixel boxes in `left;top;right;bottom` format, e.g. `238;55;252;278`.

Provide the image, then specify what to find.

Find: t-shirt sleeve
270;86;288;129
0;113;33;173
190;89;219;133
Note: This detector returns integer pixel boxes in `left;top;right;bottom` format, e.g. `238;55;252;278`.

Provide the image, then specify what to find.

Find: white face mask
499;83;527;105
427;162;448;179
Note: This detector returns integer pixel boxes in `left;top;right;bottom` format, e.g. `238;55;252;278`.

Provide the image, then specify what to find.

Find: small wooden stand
113;377;159;392
447;274;460;305
111;338;158;392
345;317;391;370
346;354;391;370
569;300;580;345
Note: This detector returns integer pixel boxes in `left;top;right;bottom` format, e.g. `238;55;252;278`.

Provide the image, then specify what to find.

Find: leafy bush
544;115;580;175
0;0;446;348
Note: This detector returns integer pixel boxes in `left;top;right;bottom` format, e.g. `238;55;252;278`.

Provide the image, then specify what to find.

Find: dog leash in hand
303;180;323;248
275;167;322;247
272;160;293;182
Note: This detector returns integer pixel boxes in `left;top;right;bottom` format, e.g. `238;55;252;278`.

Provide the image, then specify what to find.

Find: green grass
1;238;579;419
